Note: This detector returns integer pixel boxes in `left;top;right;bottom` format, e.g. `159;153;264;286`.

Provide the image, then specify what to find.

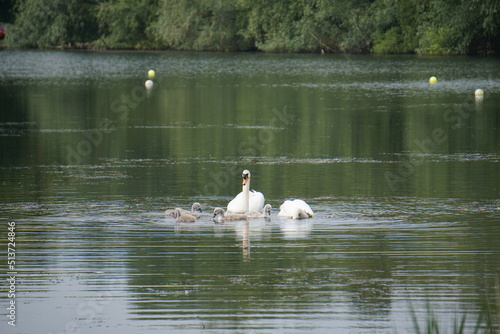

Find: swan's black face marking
242;172;249;186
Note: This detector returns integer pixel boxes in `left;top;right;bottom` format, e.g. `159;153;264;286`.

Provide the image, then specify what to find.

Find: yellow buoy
148;69;155;79
429;76;437;84
474;88;484;96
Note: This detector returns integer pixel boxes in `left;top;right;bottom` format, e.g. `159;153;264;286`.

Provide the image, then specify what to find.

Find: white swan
278;199;314;219
213;207;248;222
227;170;265;214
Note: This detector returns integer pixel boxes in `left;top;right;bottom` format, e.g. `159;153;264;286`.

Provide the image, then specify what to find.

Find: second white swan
278;199;314;219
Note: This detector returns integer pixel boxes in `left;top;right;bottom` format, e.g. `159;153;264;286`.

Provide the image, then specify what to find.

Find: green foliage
97;0;158;49
150;0;253;51
417;27;456;55
245;0;314;52
338;5;374;53
244;0;376;53
370;0;419;54
0;0;15;23
410;301;499;334
453;0;500;55
7;0;98;48
5;0;500;54
373;27;405;54
416;0;500;55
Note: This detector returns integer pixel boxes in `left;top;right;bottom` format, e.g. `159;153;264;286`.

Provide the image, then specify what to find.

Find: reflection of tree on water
1;48;499;333
124;221;397;329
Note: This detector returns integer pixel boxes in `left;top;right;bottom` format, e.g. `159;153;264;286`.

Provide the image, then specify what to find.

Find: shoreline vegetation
1;0;500;55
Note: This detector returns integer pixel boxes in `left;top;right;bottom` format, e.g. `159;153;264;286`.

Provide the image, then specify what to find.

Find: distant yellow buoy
429;76;437;84
474;88;484;96
148;69;155;79
145;79;154;89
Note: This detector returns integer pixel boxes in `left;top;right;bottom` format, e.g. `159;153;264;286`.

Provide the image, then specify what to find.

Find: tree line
2;0;500;55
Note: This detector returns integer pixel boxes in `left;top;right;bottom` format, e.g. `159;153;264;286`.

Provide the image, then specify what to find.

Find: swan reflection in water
242;220;250;261
279;219;313;239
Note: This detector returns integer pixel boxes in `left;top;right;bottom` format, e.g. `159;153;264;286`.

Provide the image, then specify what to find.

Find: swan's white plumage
227;170;265;214
227;190;265;213
278;199;314;219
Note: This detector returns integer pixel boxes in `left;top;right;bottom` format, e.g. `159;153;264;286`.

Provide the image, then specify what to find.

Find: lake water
0;50;499;333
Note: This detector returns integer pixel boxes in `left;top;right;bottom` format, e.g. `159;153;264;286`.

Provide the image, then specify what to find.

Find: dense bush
96;0;158;49
150;0;253;51
4;0;500;55
6;0;98;48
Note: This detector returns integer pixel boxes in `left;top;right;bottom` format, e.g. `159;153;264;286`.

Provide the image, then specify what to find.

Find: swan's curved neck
242;179;250;212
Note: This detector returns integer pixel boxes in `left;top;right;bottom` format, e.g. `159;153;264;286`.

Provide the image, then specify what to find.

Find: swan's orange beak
242;173;249;186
